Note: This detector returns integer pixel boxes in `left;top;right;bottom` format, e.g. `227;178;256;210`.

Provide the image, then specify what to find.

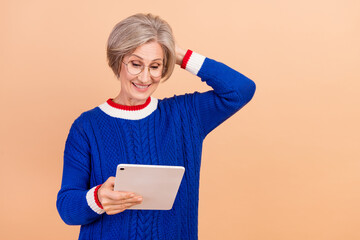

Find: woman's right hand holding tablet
97;177;143;215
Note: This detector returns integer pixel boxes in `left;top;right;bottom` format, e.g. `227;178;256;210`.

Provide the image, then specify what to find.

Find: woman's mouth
132;82;151;91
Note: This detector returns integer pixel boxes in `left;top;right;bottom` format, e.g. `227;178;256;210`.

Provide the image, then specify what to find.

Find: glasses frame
122;60;164;78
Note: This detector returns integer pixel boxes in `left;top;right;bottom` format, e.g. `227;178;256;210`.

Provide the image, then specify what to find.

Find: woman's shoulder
158;94;186;110
69;105;102;129
159;92;200;105
157;92;203;117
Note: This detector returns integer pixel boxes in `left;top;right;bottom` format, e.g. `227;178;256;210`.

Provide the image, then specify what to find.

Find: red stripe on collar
106;97;151;111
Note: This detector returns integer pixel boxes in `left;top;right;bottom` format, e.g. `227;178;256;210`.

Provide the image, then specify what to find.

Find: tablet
114;164;185;210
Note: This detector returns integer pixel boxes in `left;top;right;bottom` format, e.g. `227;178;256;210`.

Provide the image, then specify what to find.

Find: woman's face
118;41;164;106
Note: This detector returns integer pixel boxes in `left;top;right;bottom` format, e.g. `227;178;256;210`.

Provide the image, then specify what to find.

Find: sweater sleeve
181;50;256;138
56;116;105;226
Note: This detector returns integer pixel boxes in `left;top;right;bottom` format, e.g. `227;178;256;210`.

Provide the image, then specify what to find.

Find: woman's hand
175;44;187;65
97;177;143;215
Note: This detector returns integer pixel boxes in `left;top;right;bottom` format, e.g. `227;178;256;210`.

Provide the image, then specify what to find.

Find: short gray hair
107;13;175;81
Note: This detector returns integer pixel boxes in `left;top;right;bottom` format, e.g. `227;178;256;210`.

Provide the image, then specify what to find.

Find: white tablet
114;164;185;210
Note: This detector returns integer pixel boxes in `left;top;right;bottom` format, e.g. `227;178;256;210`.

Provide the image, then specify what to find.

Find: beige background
1;0;360;239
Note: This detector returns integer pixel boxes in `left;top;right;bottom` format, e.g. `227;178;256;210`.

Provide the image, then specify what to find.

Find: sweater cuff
86;185;105;214
181;50;206;76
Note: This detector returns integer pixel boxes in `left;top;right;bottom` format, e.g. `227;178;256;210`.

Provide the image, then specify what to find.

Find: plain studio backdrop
1;0;359;239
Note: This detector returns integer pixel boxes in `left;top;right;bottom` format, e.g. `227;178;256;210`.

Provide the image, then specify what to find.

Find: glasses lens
127;61;143;75
149;65;163;78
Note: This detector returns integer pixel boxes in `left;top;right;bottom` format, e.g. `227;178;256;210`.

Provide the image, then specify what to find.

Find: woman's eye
130;61;142;68
150;65;159;69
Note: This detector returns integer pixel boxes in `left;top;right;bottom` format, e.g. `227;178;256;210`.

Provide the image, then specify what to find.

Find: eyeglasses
122;60;164;78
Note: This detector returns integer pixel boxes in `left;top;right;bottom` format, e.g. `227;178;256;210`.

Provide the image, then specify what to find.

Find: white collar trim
99;97;158;120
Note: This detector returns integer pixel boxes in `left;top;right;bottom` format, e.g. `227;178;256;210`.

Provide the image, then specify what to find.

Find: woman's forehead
128;42;164;61
129;54;162;62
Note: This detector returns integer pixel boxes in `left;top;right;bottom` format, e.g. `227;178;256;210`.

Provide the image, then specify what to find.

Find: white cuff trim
86;186;105;214
185;52;206;76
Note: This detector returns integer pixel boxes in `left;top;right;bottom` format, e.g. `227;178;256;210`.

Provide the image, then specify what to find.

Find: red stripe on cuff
94;184;103;209
181;50;193;69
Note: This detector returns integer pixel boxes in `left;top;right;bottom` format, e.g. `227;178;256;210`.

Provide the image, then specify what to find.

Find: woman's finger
107;201;141;211
111;196;143;205
101;195;142;207
104;200;143;215
103;196;142;206
107;191;137;201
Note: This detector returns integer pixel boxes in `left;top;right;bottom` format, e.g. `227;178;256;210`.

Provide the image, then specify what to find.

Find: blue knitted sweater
56;51;256;240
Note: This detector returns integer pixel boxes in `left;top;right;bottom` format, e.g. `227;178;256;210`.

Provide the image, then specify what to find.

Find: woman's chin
130;85;156;102
129;92;151;105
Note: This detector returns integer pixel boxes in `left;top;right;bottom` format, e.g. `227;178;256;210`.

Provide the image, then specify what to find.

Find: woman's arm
56;117;103;225
56;116;143;225
176;45;256;138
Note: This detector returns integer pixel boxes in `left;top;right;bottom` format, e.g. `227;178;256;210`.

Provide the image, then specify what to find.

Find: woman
57;13;256;240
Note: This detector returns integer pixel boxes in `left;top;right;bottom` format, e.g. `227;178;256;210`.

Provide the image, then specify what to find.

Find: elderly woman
57;13;256;240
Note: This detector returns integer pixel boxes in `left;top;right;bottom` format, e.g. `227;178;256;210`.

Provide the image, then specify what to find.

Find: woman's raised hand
175;44;186;65
97;177;143;215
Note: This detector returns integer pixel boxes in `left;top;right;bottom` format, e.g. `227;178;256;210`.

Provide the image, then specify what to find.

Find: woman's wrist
175;45;187;65
86;185;105;214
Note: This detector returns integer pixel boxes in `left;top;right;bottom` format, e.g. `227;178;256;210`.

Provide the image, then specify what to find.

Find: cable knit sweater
56;50;256;240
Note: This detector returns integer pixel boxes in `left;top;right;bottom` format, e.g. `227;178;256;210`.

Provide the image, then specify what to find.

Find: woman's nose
138;67;151;83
